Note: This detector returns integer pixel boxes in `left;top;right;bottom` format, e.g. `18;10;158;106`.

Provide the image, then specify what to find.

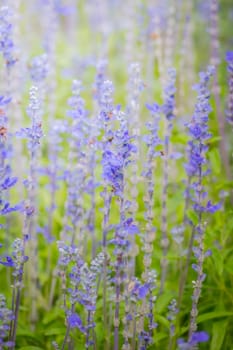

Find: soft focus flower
0;6;17;68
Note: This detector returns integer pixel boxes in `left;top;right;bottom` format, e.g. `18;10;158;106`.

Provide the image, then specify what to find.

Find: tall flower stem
160;128;169;294
9;235;28;349
114;194;125;350
160;68;176;294
17;86;43;326
188;161;203;342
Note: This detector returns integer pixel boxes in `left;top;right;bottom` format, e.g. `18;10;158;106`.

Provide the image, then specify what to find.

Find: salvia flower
41;120;68;243
142;102;161;276
16;86;43;326
160;68;176;293
0;6;17;68
93;59;108;105
178;331;209;349
184;67;221;343
0;294;14;348
57;242;104;349
29;53;49;83
80;252;105;348
61;80;90;247
138;270;157;350
167;298;178;345
0;96;19;218
57;241;84;349
17;86;43;152
0;238;28;347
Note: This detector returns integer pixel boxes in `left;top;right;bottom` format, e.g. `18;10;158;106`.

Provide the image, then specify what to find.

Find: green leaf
197;311;233;323
16;330;39;341
186;209;198;226
154;332;168;343
42;309;63;325
208;136;222;144
156;314;170;328
44;328;65;336
156;292;174;313
19;347;44;350
209;148;221;174
210;320;228;350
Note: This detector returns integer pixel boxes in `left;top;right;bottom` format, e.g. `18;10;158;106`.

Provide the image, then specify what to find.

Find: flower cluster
0;2;229;349
0;6;17;69
0;238;28;347
0;294;14;348
93;59;108;105
0;96;19;217
29;53;49;83
17;86;43;153
178;331;209;349
57;241;104;349
160;68;176;293
185;67;221;343
62;80;90;246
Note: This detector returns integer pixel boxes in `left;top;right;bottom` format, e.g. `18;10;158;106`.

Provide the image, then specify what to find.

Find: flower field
0;1;233;349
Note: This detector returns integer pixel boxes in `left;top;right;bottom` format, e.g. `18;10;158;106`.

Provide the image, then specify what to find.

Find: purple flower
0;202;19;215
190;331;209;344
0;255;14;267
185;67;220;342
226;51;233;66
138;285;149;299
29;53;49;83
93;59;108;104
0;294;14;345
145;102;160;114
178;331;209;349
0;176;17;190
0;6;17;68
161;68;176;121
67;313;83;330
16;87;43;152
